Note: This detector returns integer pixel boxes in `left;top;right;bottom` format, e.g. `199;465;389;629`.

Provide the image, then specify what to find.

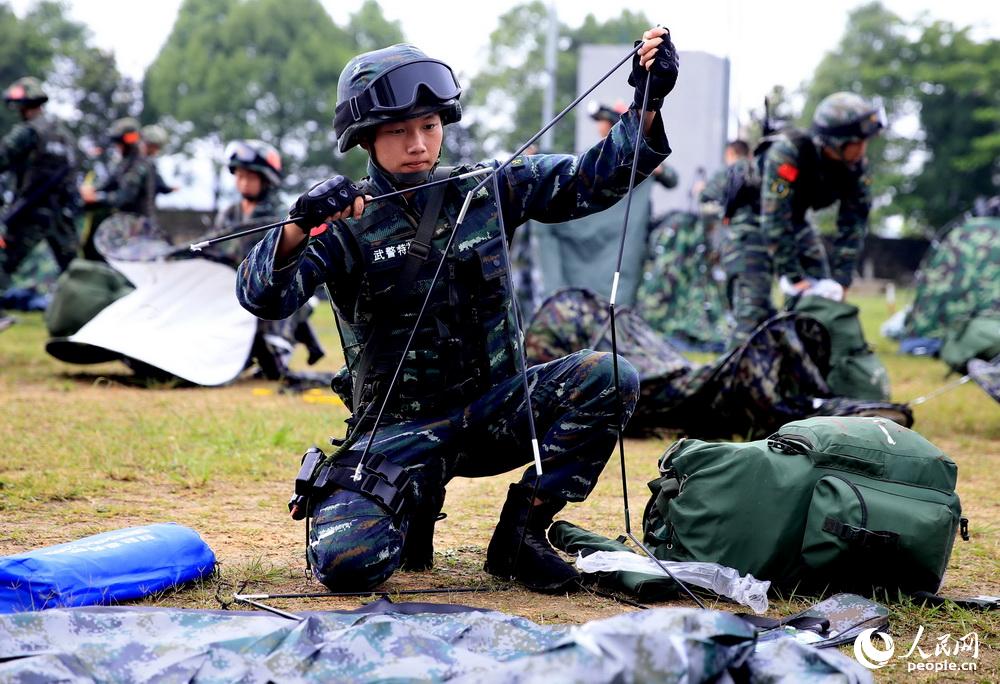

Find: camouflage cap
4;77;47;106
812;92;884;147
334;43;462;153
141;124;169;148
108;117;141;145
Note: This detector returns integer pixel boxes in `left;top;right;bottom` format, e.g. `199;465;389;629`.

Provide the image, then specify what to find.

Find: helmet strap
366;145;436;188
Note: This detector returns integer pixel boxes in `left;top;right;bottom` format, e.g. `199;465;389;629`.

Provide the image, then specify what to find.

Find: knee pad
307;489;408;591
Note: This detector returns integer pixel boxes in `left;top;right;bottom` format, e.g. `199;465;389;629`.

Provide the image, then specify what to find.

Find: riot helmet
225;139;282;187
811;92;885;149
333;44;462;154
4;77;48;108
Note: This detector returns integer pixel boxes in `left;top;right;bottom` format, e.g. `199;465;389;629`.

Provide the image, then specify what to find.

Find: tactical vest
22;114;76;197
334;165;521;421
755;129;862;220
212;193;282;266
108;150;155;215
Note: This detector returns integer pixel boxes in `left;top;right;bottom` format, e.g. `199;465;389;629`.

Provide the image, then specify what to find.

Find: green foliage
143;0;402;184
0;1;136;145
466;3;651;156
803;2;1000;233
0;3;54;132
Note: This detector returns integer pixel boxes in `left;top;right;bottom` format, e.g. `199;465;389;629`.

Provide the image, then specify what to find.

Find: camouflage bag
643;416;966;594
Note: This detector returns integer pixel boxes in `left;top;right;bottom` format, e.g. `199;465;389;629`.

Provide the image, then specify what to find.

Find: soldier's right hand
629;27;679;111
289;175;366;231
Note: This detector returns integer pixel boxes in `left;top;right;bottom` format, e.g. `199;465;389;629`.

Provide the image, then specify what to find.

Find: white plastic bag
576;550;770;614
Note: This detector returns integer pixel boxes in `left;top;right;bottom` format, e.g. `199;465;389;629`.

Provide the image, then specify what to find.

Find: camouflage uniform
0;113;79;291
238;107;668;589
703;157;774;345
96;147;158;216
720;131;872;346
761;132;872;288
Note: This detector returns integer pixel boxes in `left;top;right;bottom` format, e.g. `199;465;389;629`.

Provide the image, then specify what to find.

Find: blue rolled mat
0;523;216;613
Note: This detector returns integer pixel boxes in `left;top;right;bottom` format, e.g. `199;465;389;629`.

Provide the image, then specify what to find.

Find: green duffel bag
44;258;134;337
939;313;1000;372
643;416;966;595
790;295;890;400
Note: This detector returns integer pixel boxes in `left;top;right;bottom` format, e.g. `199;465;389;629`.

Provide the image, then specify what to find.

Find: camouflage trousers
252;303;313;379
725;222;833;346
308;349;640;590
0;207;78;290
724;224;775;346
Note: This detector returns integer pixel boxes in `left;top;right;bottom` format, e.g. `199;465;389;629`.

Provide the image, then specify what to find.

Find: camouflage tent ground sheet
633;210;732;352
0;600;873;683
525;288;912;438
902;217;1000;343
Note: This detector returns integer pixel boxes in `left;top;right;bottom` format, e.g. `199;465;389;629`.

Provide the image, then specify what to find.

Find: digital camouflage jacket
238;108;669;420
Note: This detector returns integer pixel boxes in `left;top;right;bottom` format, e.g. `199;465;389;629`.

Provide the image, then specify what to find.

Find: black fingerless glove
628;30;679;112
289;175;364;229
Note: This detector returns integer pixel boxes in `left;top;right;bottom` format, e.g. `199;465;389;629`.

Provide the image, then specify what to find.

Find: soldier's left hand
80;184;97;204
629;27;679;111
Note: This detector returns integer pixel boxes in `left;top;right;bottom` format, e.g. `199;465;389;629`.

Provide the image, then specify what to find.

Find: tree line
4;0;996;232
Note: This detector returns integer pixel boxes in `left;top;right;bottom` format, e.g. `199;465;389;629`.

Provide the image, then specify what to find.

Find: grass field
1;290;997;682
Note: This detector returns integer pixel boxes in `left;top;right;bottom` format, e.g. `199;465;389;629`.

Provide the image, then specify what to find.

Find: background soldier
140;123;175;198
763;92;884;291
79;117;158;260
0;77;79;332
589;100;678;192
728;92;884;343
80;117;157;217
238;28;677;594
213;140;324;377
696;139;767;344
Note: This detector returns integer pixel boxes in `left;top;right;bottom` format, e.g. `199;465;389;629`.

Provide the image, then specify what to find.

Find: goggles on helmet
815;103;887;141
335;59;461;129
226;141;258;164
226;141;281;170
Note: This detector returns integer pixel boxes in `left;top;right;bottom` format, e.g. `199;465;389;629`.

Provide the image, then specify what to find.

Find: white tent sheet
64;258;257;386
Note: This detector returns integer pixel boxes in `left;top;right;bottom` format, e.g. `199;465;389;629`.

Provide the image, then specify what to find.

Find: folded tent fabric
0;600;873;683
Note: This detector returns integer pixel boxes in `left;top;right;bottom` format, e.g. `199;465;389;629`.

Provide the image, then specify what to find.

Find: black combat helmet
333;44;462;154
811;92;885;149
4;77;48;107
225;139;282;186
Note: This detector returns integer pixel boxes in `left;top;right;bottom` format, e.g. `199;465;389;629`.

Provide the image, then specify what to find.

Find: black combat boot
400;489;445;571
294;319;326;366
484;484;580;593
